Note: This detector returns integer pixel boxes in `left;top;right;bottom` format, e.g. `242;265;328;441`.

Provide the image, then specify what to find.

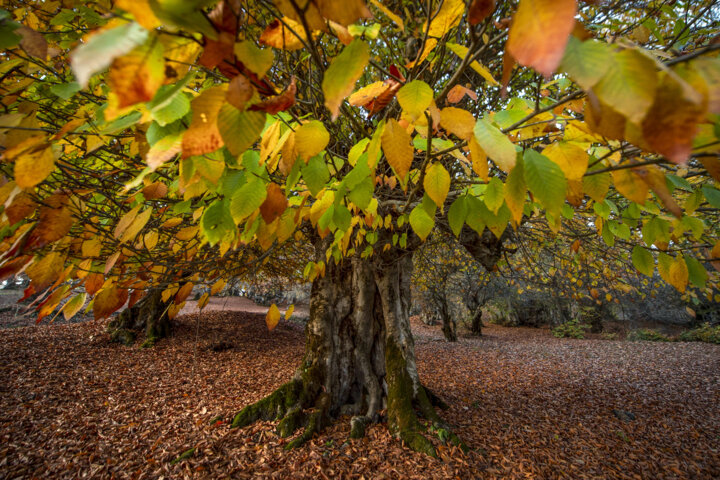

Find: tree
0;0;719;456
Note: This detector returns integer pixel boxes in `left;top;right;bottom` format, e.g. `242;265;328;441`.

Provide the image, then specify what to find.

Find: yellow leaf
445;43;498;85
197;292;210;310
114;206;141;240
669;254;689;293
506;0;577;77
260;17;312;51
468;136;489;181
62;293;87;321
611;168;648;205
369;0;404;30
322;39;370;120
266;303;281;330
15;146;55;188
210;279;226;296
440;107;475;140
260;121;282;164
423;163;450;207
176;226;198;241
115;0;161;30
295;120;329;161
285;304;295;320
142;231;158;250
381;119;413;184
120;208;152;243
541;142;588;181
397;80;433;119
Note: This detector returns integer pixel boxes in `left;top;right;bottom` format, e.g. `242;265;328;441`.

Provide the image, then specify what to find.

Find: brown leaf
468;0;496;25
141;182;168;200
249;77;296;114
17;26;47;60
259;183;288;224
25;193;74;250
226;75;255;110
641;71;706;165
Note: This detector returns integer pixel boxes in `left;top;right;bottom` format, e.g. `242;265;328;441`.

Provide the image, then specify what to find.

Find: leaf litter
0;310;718;479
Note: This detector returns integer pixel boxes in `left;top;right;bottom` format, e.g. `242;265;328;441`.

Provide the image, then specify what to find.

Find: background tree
0;0;719;456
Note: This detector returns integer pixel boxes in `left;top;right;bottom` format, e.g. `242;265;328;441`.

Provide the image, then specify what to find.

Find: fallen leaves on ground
0;309;718;479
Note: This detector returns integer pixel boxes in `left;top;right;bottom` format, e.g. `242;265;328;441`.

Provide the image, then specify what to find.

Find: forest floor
1;300;719;479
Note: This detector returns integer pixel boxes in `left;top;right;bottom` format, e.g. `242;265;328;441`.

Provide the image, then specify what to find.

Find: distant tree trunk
232;240;461;456
107;290;171;347
470;308;483;336
436;295;457;342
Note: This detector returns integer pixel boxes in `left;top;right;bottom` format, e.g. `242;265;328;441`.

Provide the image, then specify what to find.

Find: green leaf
447;196;468;237
49;82;81;100
681;215;705;240
347;176;374;210
631;245;654;276
582;170;611;202
234;41;274;78
685;256;707;289
230;179;267;223
484;177;504;214
301;155;330;196
409;203;434;241
332;204;352;232
397;80;433;118
523;150;567;215
70;22;149;87
217;106;266;156
701;185;720;208
473;118;516;172
201;199;235;245
322;39;370;119
559;37;613;90
152;91;190;126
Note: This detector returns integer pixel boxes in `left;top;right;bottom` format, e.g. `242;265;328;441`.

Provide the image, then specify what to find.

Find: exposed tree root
231;244;466;456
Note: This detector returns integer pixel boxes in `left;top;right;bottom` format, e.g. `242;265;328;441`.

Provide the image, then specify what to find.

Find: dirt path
1;311;718;479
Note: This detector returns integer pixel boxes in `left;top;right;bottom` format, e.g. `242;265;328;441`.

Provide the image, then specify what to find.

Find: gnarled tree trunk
107;290;171;347
231;243;460;456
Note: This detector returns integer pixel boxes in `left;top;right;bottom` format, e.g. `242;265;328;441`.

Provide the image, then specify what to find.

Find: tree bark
231;243;462;456
107;290;171;347
470;308;483;336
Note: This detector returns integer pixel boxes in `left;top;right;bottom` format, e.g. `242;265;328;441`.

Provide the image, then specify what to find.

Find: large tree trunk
107;290;171;347
231;244;461;456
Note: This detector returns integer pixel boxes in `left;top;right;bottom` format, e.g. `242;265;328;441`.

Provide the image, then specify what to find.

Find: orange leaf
94;285;129;320
25;194;74;250
506;0;577;77
175;282;194;304
85;273;105;297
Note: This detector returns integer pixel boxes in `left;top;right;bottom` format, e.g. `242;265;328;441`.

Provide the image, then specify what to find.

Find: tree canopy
1;0;719;455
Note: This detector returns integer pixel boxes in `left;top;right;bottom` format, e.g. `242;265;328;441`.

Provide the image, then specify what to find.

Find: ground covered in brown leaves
1;308;719;479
